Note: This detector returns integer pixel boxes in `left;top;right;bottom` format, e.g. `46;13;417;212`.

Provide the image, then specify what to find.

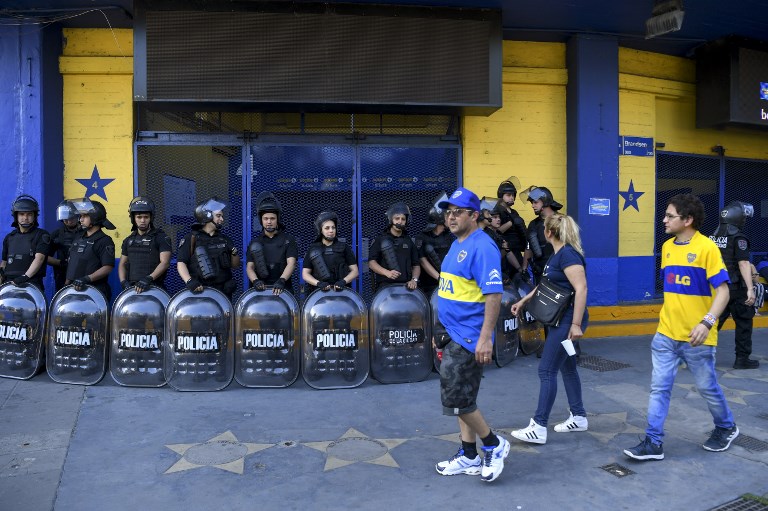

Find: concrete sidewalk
1;330;767;511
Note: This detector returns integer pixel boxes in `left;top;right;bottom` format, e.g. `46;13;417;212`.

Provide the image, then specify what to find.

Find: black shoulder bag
525;275;574;327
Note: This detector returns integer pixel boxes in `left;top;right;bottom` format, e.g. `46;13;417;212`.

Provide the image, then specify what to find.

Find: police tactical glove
186;278;202;293
334;279;346;290
251;279;266;291
12;274;30;286
73;275;91;291
121;280;131;290
317;281;331;291
273;278;286;291
136;275;153;293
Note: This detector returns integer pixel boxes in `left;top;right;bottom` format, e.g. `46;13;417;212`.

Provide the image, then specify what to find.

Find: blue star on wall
76;165;115;201
619;179;645;212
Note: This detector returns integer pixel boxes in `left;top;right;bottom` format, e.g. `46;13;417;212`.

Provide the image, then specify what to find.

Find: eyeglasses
664;213;684;220
445;208;472;218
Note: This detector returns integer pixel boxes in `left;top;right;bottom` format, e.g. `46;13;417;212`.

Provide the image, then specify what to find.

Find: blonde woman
509;214;589;444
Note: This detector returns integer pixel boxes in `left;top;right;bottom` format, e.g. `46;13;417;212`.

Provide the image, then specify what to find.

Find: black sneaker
733;358;759;369
623;436;664;461
703;425;739;452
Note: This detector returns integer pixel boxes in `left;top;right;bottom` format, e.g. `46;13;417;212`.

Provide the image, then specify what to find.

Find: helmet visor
56;201;77;221
201;198;228;214
70;198;97;215
480;196;500;212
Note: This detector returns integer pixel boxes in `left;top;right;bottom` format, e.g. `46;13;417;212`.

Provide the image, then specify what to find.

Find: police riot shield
515;278;546;355
0;283;47;380
165;288;233;391
370;286;432;384
234;288;299;388
301;287;368;389
430;289;448;372
46;286;109;385
495;285;521;367
110;287;170;387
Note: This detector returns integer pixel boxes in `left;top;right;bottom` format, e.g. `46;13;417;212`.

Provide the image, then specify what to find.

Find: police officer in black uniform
66;198;116;302
1;195;51;291
478;197;513;283
177;197;240;301
118;196;172;293
302;211;359;293
711;201;759;369
369;202;420;291
521;186;563;283
496;178;527;276
415;200;453;297
48;200;81;292
246;193;298;295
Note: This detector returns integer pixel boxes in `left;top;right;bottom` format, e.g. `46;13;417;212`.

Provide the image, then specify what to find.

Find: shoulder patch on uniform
738;239;748;251
106;245;115;257
178;238;185;248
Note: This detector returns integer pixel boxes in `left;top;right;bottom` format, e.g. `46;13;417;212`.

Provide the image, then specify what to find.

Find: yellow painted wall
60;28;134;246
463;41;567;225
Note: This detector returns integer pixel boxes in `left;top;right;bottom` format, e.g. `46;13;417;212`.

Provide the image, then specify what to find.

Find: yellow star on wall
303;427;407;471
164;430;273;475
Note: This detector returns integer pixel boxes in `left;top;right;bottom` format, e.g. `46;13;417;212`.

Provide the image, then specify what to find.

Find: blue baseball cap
438;187;481;212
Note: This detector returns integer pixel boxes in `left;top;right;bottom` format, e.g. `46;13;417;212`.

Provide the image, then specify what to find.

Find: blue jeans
645;332;735;444
533;312;587;426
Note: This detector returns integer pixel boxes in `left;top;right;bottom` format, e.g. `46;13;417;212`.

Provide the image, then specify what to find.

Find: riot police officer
246;192;298;295
478;198;512;283
66;198;116;302
496;178;527;275
711;201;759;369
118;196;172;293
302;211;359;293
369;202;420;291
1;195;50;291
415;199;453;296
48;200;81;292
521;186;563;283
177;198;240;300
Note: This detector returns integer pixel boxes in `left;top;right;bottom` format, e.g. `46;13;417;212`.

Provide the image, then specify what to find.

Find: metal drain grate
709;495;768;511
578;355;631;372
600;463;634;478
733;434;768;452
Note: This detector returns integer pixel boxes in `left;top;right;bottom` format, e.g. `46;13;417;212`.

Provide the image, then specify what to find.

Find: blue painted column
566;35;619;306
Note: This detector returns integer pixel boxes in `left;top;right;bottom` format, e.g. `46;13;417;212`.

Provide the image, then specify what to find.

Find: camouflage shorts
440;341;483;416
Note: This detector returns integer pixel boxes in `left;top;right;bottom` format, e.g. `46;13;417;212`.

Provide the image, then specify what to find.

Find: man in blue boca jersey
433;187;510;483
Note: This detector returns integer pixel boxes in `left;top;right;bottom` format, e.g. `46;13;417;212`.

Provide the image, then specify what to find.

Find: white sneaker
435;448;482;476
511;418;547;444
553;412;588;433
480;436;510;482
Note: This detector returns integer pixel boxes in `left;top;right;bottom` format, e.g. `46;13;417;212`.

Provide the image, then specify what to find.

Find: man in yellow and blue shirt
625;193;738;461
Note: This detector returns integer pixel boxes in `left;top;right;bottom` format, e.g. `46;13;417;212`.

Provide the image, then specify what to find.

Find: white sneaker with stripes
554;412;589;433
511;418;547;444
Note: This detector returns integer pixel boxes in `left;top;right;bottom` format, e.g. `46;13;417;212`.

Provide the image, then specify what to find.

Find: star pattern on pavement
164;430;272;475
722;369;768;384
619;179;645;212
582;412;645;443
75;164;115;201
303;428;407;471
675;382;761;406
434;431;541;454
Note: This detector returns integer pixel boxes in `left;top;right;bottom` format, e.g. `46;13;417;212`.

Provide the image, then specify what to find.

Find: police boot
733;357;760;369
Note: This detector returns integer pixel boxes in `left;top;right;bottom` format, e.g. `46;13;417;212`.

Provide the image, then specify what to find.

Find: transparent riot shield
46;286;108;385
110;287;170;387
430;289;447;373
0;283;47;380
234;288;299;388
494;285;521;367
165;288;233;391
301;287;368;389
370;286;432;384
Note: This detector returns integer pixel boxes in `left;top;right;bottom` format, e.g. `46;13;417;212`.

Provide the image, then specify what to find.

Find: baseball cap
438;187;481;212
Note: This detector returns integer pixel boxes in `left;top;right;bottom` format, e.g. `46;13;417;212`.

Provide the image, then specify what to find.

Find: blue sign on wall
619;136;654;157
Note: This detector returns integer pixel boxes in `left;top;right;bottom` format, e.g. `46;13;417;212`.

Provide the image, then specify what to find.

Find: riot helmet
386;202;411;229
56;200;79;222
314;211;338;242
520;185;563;211
256;192;283;232
11;194;39;228
194;197;227;227
720;201;754;229
128;196;156;230
423;192;448;232
72;198;116;229
497;176;521;206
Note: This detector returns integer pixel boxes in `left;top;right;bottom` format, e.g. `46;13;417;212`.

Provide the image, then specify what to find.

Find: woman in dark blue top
509;213;589;445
